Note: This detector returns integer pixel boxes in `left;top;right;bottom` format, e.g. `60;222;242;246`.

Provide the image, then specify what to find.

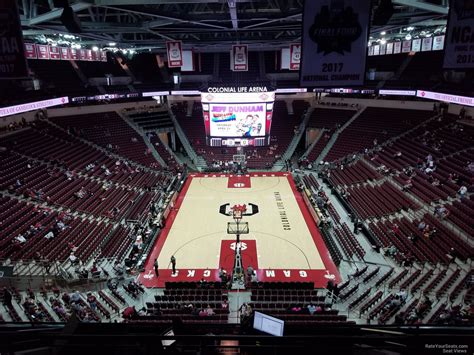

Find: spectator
86;293;97;311
307;303;316;315
206;304;215;316
71;291;81;303
221;299;229;310
458;185;467;199
2;288;12;308
14;234;27;244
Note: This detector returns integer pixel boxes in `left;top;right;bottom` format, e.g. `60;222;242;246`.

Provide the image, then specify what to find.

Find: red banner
232;44;248;71
166;41;183;67
78;49;87;61
0;0;28;78
70;48;78;60
85;49;92;61
24;43;37;59
49;46;61;60
60;47;71;60
37;44;50;59
289;43;301;70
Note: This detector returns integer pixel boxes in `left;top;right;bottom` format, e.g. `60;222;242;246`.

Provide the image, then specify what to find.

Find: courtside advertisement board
300;0;371;87
201;86;275;145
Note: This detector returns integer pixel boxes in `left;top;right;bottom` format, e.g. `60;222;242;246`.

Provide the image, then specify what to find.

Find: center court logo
233;182;246;188
230;242;247;251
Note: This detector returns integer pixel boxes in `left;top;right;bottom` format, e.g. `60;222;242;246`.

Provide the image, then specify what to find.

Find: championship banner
0;0;28;78
49;46;61;60
24;43;37;59
100;51;107;62
373;45;380;55
232;44;248;71
166;41;183;67
78;49;87;61
421;37;433;52
443;0;474;68
386;42;394;55
411;38;421;52
432;35;445;50
289;43;301;70
60;47;71;60
300;0;371;87
37;44;50;59
379;43;386;55
402;40;412;53
91;50;98;61
85;49;92;61
70;48;79;60
368;46;374;56
393;41;402;54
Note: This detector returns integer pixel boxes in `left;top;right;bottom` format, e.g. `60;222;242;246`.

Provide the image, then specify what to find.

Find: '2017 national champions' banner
443;0;474;69
300;0;371;87
0;0;28;78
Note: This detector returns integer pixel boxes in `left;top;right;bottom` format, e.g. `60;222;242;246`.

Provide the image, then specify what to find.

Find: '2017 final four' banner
443;0;474;69
0;0;28;78
300;0;371;87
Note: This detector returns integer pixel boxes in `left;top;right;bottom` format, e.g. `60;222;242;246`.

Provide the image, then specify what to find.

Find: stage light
405;34;412;40
381;31;386;35
108;42;116;46
407;26;414;31
92;46;99;51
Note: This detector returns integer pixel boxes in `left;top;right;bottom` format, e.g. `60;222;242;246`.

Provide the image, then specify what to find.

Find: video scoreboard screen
201;86;275;147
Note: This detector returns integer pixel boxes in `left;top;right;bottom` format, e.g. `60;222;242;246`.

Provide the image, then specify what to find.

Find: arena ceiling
19;0;449;52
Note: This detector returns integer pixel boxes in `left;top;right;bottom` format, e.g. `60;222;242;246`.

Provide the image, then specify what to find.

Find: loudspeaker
60;6;82;33
373;0;394;26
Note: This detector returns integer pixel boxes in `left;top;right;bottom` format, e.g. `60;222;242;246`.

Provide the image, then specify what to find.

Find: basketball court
138;172;340;288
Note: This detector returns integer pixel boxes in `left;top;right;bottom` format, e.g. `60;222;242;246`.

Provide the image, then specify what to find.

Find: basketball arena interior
0;0;473;353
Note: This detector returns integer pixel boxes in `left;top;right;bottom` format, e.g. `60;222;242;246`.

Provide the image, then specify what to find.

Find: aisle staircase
315;107;366;164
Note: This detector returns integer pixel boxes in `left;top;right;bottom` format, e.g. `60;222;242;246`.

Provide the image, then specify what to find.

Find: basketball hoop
231;204;246;221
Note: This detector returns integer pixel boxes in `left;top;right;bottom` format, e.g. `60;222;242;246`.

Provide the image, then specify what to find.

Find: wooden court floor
138;172;340;288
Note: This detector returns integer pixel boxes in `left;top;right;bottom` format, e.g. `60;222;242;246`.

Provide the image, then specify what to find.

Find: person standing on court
153;258;159;277
171;255;176;274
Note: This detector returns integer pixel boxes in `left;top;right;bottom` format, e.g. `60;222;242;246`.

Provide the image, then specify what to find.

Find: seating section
346;182;418;219
135;282;230;324
51;112;160;168
329;160;382;186
325;108;433;162
130;110;173;131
